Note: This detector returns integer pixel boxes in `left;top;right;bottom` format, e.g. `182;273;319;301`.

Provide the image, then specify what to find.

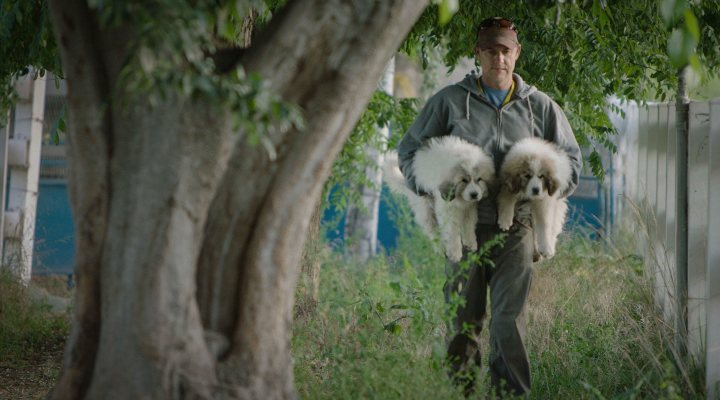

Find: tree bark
48;0;427;398
296;206;322;317
200;3;427;396
46;2;117;397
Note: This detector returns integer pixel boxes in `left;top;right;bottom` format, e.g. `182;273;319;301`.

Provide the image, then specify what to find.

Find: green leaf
384;321;402;335
389;281;402;293
589;150;605;182
57;114;66;132
375;302;385;313
660;0;688;27
667;27;697;68
683;9;700;41
591;0;609;28
437;0;458;26
50;107;66;145
689;53;701;73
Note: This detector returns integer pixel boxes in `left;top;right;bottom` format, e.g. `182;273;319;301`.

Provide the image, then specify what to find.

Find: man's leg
444;247;488;393
487;221;534;396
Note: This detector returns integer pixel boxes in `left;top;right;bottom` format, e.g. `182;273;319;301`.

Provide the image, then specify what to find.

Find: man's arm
544;101;582;198
396;94;448;195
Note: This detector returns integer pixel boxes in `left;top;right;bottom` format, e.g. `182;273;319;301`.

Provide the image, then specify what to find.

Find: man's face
475;44;521;89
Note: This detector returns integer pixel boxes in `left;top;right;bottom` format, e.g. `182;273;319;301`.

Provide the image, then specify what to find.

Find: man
397;17;582;396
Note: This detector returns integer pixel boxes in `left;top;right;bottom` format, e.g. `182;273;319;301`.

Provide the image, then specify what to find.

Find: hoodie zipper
470;83;521;156
495;107;503;155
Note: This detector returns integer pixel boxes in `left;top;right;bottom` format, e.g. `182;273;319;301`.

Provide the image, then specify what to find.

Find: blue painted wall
29;167;609;275
32;157;75;275
325;173;611;250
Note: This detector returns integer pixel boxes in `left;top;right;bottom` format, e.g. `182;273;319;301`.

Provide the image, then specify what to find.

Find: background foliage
322;91;417;219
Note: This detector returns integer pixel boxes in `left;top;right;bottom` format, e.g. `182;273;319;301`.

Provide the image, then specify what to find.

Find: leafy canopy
404;0;720;179
0;0;303;143
0;0;60;124
3;0;719;191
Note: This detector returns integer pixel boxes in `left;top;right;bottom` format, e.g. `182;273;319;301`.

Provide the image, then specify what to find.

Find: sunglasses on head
478;17;517;32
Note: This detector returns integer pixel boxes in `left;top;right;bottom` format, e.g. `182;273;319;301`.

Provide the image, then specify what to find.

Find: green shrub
0;271;69;364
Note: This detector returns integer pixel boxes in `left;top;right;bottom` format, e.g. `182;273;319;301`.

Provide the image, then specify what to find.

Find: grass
0;270;70;399
292;217;706;399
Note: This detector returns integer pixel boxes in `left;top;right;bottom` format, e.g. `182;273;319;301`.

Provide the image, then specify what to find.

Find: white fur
382;152;437;239
383;136;495;262
496;137;572;260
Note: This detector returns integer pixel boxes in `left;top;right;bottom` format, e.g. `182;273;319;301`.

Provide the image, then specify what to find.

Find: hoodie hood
456;71;536;99
455;71;538;121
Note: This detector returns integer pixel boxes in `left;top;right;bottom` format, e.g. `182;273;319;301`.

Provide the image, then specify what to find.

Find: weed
0;270;70;399
0;270;69;364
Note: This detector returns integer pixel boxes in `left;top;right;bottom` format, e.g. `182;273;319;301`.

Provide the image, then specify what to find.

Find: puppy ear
439;181;456;201
544;175;560;196
507;174;523;194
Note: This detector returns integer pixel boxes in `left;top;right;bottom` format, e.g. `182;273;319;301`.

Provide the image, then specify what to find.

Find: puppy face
439;165;489;202
505;157;559;199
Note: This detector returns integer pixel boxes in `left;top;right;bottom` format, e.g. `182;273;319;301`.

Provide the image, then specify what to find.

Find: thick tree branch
196;1;427;397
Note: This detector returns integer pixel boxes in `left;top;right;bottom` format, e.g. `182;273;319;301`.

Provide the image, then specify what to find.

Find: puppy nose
470;192;478;200
532;187;540;195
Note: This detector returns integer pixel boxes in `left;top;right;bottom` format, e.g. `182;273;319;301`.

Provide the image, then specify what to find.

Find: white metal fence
618;98;720;398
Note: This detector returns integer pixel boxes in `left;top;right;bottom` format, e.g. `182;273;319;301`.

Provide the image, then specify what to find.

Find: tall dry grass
293;202;705;399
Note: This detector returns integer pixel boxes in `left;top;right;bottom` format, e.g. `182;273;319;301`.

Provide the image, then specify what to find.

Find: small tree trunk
296;205;322;317
344;57;395;260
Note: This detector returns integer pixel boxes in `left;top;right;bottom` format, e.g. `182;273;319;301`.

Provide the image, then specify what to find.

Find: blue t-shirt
478;79;515;109
482;83;510;109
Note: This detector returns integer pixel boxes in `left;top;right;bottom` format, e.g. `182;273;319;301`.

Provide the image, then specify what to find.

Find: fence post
674;67;689;357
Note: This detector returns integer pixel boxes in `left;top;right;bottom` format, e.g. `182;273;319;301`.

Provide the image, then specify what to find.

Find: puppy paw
543;247;556;259
536;243;554;259
446;246;463;263
497;215;513;231
466;240;478;252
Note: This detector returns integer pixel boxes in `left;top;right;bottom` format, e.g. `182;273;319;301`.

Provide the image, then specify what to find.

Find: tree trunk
46;1;117;397
296;206;322;317
344;57;395;260
48;0;427;398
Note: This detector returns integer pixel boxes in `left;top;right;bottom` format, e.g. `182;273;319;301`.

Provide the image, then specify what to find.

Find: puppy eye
538;174;544;179
475;178;483;183
461;178;470;183
525;174;532;179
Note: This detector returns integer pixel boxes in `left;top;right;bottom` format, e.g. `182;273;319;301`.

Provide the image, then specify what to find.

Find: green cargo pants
444;214;534;396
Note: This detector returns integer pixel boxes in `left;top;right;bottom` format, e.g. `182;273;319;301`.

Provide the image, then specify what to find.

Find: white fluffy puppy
383;136;495;262
496;137;572;260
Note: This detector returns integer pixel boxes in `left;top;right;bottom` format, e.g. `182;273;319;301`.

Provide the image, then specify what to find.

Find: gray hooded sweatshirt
397;72;582;222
